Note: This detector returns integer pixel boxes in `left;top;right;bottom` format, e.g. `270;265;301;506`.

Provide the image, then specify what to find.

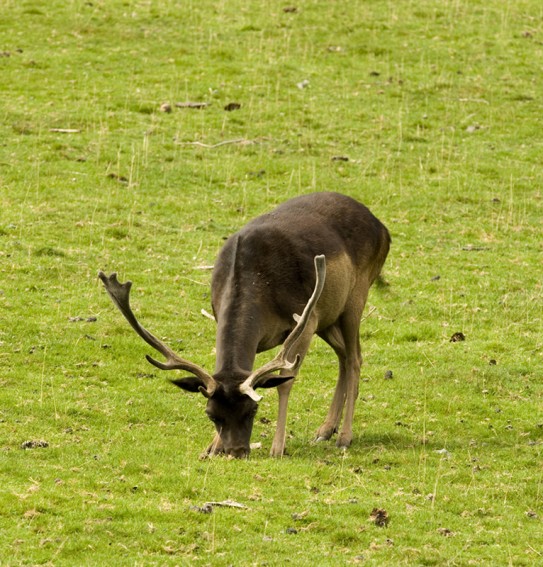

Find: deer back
211;192;390;373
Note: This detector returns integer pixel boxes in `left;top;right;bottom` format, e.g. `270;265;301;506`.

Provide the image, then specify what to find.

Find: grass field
1;0;542;565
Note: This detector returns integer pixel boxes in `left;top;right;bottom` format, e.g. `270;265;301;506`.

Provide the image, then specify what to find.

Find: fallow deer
99;192;390;458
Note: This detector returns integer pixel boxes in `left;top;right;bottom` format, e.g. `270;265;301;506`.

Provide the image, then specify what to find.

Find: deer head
98;255;326;458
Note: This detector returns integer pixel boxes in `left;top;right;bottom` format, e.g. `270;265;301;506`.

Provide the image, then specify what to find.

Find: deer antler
98;272;217;396
239;255;326;402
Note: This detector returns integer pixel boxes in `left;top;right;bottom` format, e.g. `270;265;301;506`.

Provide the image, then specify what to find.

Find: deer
99;191;390;459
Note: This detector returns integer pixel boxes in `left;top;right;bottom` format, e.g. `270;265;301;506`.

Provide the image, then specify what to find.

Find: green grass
1;0;542;564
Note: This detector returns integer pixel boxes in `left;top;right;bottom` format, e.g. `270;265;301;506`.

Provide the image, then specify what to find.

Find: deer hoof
315;425;336;441
200;438;225;459
270;445;288;458
336;433;352;448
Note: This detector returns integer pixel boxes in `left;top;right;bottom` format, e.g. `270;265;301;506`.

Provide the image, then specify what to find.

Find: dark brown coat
100;192;390;458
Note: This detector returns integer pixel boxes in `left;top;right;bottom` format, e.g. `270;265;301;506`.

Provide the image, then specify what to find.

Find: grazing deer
99;192;390;458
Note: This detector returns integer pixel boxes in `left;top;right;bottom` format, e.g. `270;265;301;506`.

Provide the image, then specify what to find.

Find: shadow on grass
280;425;541;462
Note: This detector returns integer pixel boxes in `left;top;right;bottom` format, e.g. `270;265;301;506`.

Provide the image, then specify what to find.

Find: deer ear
169;376;207;393
256;375;295;389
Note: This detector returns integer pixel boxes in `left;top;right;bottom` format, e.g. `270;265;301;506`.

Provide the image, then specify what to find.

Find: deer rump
99;192;390;458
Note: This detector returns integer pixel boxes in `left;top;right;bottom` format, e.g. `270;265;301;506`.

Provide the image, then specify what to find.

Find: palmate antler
239;255;327;402
99;255;326;403
98;272;217;397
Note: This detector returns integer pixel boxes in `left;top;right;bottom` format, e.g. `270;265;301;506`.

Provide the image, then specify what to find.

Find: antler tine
98;271;216;395
239;255;326;401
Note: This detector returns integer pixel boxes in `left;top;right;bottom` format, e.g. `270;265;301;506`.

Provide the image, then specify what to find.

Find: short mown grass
1;0;542;565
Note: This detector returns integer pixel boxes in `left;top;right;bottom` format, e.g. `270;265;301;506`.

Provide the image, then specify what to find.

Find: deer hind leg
317;300;366;448
335;305;365;449
336;337;362;448
315;324;348;441
270;330;314;458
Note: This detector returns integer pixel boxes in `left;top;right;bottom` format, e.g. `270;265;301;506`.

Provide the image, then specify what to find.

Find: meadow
1;0;542;564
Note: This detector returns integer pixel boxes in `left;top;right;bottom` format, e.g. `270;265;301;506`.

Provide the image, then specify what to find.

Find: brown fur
100;192;390;459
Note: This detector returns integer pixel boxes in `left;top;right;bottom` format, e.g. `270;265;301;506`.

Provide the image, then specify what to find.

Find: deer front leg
200;432;224;459
270;378;295;457
270;331;313;457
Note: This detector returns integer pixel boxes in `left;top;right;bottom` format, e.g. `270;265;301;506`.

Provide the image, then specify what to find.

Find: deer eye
207;413;224;426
